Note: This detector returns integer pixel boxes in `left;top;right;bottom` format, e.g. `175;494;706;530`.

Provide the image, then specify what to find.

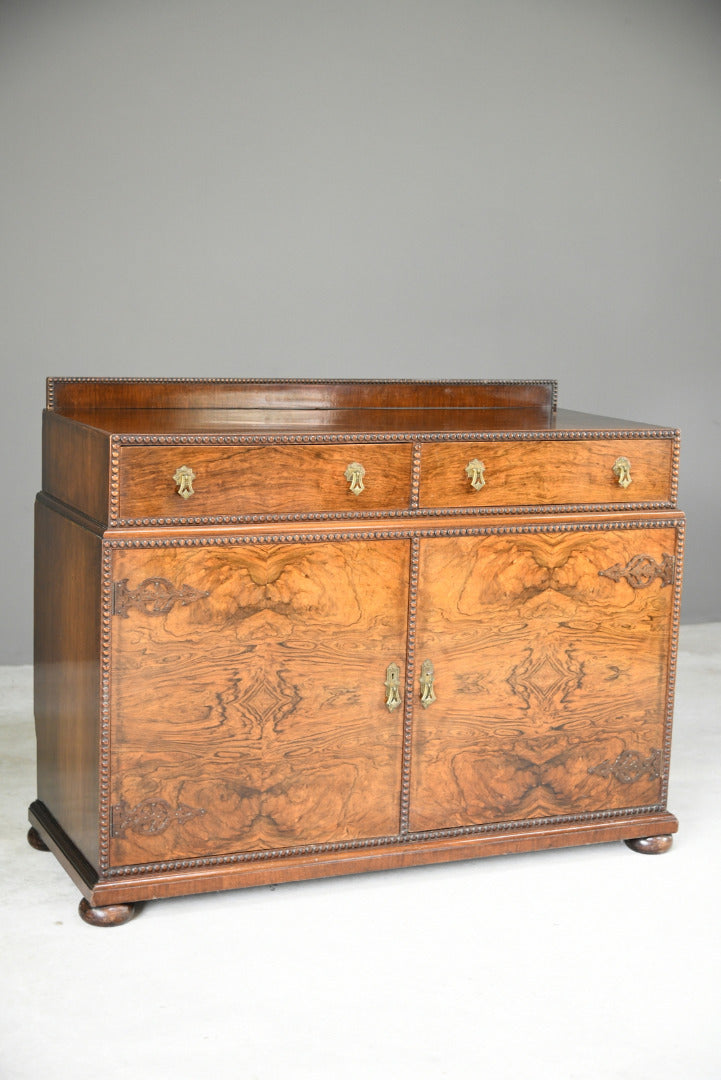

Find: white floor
1;625;720;1080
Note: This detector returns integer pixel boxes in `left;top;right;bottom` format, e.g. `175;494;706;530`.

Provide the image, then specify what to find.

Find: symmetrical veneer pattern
30;379;683;924
108;539;410;867
410;526;677;830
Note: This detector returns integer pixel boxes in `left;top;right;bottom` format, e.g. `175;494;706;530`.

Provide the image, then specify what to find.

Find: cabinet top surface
45;379;673;435
47;406;668;435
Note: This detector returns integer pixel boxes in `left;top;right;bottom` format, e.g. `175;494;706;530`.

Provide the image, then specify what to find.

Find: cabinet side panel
34;500;101;868
42;411;110;524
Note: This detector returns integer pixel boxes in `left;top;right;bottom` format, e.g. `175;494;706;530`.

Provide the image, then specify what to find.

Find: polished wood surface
116;436;675;523
420;437;675;508
47;406;558;435
28;798;678;907
625;834;674;854
409;525;678;830
117;442;414;521
30;378;683;922
108;538;409;866
34;501;102;867
40;379;679;529
42;411;110;524
42;406;670;436
78;898;136;927
48;377;557;414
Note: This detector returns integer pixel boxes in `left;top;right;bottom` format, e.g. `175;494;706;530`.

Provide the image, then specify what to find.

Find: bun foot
625;834;674;855
79;898;136;927
27;826;49;851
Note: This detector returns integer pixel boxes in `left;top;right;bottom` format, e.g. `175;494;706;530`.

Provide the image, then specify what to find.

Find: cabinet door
107;537;409;867
409;524;680;832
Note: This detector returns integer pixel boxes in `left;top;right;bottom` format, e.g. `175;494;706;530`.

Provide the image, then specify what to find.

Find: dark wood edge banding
29;801;99;896
36;491;107;534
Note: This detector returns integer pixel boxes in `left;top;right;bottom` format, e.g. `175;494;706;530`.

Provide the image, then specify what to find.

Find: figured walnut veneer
31;379;683;923
116;441;416;522
107;539;410;867
409;525;678;830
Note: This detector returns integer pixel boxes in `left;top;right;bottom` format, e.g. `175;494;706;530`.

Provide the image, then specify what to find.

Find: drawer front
116;442;413;522
419;438;675;509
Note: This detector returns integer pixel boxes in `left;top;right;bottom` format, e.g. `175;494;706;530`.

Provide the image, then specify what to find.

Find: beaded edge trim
109;428;680;526
47;376;558;410
101;805;668;878
98;514;683;876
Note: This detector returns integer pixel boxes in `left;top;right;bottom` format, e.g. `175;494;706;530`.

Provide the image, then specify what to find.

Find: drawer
115;441;413;522
419;437;676;509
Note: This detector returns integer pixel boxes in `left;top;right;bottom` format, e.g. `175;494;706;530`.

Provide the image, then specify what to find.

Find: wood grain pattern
419;438;674;509
44;408;672;440
117;442;414;520
42;411;110;524
409;524;679;831
78;898;136;927
108;538;410;866
48;377;557;413
625;834;674;854
34;501;102;869
31;378;684;922
55;406;561;436
29;797;678;908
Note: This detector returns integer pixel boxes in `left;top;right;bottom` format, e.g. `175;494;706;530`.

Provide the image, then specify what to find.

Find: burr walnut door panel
107;537;410;867
409;524;680;832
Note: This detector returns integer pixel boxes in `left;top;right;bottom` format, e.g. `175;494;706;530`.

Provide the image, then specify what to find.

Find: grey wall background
1;0;719;663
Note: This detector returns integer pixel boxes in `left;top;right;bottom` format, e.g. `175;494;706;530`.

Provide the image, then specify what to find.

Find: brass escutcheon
384;663;402;712
612;456;632;489
345;462;366;496
173;465;196;499
419;659;436;708
465;458;486;491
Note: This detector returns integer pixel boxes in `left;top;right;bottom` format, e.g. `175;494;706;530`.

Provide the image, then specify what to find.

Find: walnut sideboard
29;378;684;926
